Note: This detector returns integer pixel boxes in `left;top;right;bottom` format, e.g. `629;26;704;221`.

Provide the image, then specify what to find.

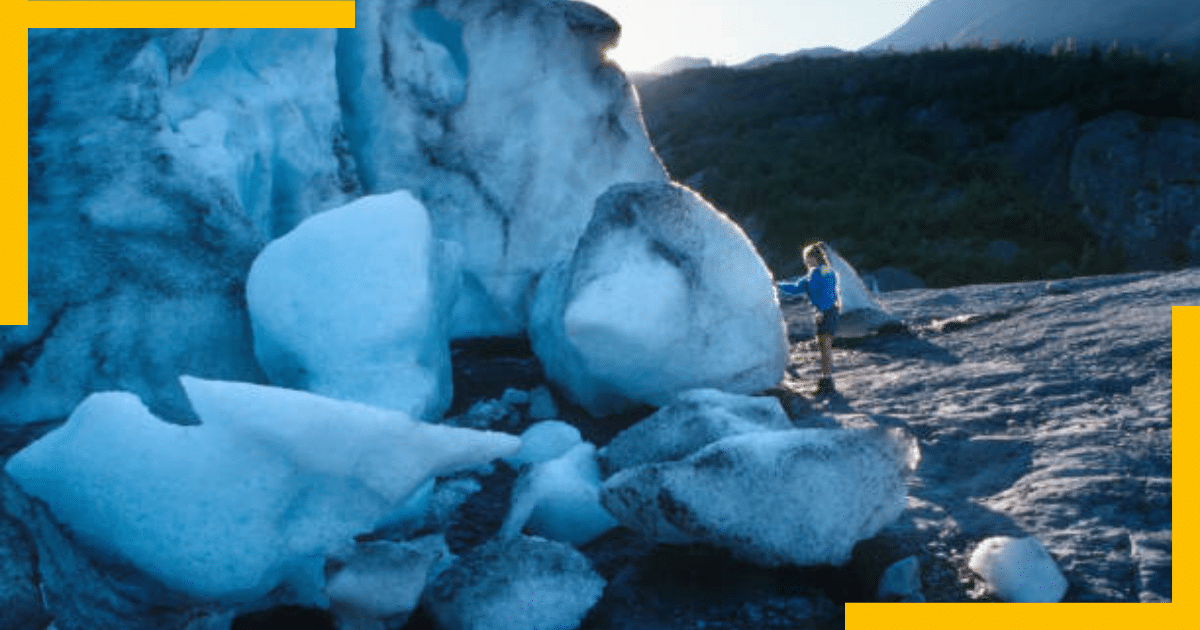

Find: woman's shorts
815;307;840;337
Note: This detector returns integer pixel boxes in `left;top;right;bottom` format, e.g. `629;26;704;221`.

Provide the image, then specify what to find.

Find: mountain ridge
868;0;1200;55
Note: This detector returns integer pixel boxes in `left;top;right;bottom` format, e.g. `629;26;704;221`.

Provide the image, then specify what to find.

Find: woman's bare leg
818;333;833;379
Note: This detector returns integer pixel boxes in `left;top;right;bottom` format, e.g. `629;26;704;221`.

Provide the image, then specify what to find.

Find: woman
778;242;840;395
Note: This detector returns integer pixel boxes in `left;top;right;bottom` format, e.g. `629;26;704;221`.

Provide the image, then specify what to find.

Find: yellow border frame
10;2;1188;628
3;14;28;325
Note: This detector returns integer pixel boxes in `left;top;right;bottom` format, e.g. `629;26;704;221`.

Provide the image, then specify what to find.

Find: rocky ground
802;269;1180;606
419;268;1184;630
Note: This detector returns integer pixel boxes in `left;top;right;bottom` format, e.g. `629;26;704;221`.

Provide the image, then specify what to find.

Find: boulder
600;428;918;567
1069;111;1200;269
527;385;559;420
866;266;926;293
876;556;924;602
424;535;605;630
530;182;789;416
1005;104;1080;208
246;190;460;420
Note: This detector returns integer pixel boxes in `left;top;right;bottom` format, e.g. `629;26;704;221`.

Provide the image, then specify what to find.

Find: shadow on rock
448;336;546;417
832;326;962;366
231;606;336;630
579;534;844;630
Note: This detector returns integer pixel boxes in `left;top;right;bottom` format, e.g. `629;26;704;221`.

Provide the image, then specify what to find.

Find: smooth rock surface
786;269;1183;602
440;269;1184;630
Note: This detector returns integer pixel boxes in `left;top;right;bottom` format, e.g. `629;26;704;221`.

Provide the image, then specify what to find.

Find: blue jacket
779;265;839;311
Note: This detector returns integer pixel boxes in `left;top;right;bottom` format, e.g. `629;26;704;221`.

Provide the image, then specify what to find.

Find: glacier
15;0;791;426
337;0;668;338
3;0;918;625
14;0;673;425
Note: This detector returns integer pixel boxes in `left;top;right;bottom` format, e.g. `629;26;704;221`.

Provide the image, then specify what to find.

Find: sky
585;0;934;71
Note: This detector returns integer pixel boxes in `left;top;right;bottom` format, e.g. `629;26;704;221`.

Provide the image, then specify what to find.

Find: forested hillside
635;46;1200;287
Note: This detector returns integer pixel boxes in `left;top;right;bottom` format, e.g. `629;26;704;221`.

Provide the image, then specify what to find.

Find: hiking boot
815;377;836;396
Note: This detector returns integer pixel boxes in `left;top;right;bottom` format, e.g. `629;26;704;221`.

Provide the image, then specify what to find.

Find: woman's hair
802;241;830;267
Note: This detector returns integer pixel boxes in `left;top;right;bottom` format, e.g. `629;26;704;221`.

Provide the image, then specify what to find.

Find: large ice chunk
325;536;449;630
501;442;618;546
4;377;519;602
530;182;789;416
598;389;793;474
506;420;584;467
968;536;1068;602
600;428;917;567
423;535;605;630
246;190;460;420
2;473;217;630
